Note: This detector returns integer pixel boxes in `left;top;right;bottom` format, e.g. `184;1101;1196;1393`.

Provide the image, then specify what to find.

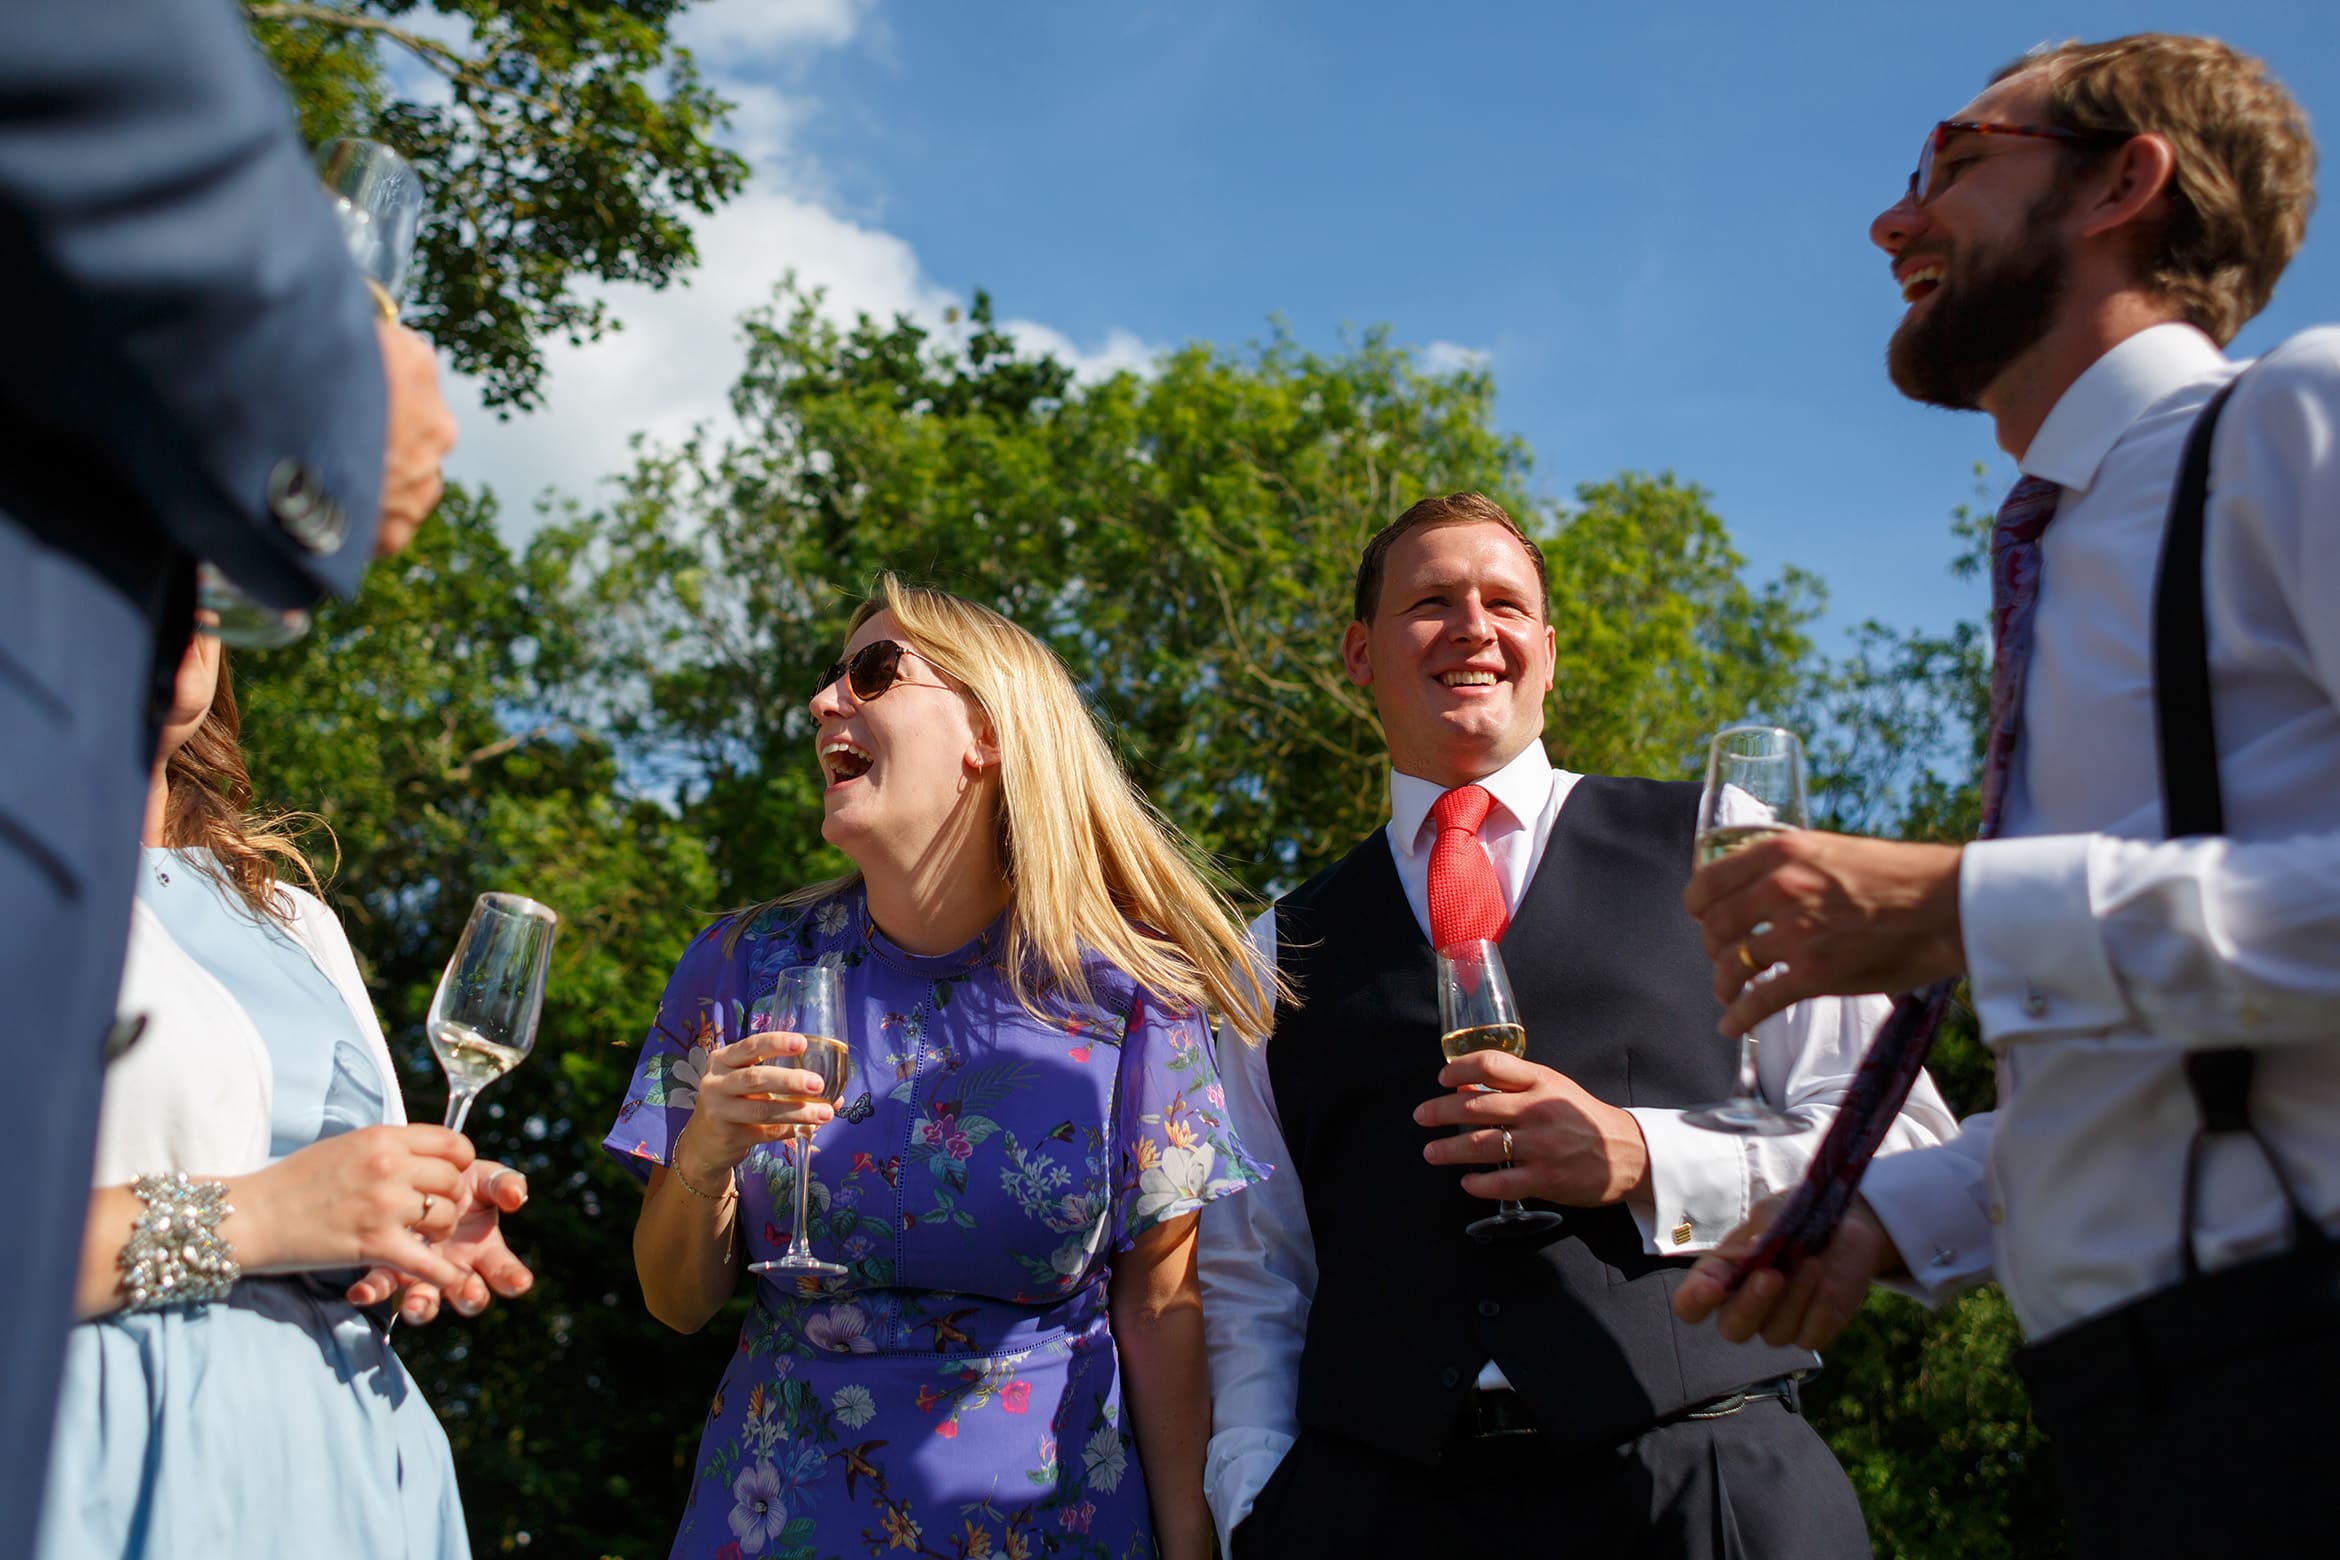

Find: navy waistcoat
1265;774;1817;1463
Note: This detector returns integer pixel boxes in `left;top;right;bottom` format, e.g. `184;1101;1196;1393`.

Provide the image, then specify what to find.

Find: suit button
2020;988;2049;1020
269;459;348;553
1476;1300;1501;1318
1439;1367;1461;1389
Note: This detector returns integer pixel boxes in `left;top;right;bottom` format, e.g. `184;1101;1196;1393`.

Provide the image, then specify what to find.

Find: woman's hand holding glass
675;1033;840;1190
236;1123;477;1290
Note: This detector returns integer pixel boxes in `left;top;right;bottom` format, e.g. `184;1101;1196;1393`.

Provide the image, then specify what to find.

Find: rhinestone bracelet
119;1172;241;1312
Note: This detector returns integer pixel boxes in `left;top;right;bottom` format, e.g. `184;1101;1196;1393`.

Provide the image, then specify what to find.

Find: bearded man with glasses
1674;34;2339;1559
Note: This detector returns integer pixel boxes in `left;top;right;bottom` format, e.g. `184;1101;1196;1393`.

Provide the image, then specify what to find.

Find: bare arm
632;1032;832;1333
632;1134;744;1333
75;1124;476;1320
1111;1211;1211;1560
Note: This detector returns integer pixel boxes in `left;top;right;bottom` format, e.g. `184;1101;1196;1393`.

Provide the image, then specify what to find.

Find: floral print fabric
605;891;1264;1560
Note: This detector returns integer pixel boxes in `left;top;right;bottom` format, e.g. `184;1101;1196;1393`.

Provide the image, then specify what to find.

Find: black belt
1465;1375;1801;1442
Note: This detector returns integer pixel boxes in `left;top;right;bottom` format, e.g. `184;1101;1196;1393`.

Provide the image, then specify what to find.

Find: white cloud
1420;340;1492;377
674;0;876;60
999;319;1158;384
442;2;1164;528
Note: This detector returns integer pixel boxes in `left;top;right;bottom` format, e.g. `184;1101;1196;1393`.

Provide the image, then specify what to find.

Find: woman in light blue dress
38;633;533;1560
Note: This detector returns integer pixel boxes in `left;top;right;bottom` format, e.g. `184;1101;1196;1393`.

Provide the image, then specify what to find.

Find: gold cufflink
1672;1219;1694;1246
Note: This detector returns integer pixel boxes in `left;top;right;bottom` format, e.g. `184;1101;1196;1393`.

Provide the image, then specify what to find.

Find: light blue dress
37;850;470;1559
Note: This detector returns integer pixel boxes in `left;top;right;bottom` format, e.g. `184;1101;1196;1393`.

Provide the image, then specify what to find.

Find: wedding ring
1737;942;1760;973
419;1193;435;1224
1500;1128;1515;1166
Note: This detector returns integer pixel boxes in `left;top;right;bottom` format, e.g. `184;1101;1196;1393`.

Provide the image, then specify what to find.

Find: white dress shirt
1198;741;1953;1550
1860;322;2340;1341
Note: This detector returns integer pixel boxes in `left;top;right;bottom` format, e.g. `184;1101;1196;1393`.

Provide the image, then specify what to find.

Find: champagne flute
199;138;426;648
1437;939;1564;1242
747;966;852;1279
1684;724;1809;1136
425;893;558;1133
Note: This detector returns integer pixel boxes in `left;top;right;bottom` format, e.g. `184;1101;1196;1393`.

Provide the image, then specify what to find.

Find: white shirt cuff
1626;1106;1749;1254
1962;834;2128;1040
1860;1141;1997;1305
1205;1426;1293;1556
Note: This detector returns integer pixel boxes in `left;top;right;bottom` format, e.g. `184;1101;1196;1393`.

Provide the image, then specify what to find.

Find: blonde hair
2005;34;2316;345
729;576;1283;1042
163;652;332;926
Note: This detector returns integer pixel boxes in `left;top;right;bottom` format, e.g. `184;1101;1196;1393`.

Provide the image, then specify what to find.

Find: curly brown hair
162;652;331;926
2001;34;2317;345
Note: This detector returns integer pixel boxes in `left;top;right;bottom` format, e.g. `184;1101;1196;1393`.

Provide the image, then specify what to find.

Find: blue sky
449;0;2340;654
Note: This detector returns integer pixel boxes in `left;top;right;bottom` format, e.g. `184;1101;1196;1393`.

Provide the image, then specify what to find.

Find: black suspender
2148;373;2326;1279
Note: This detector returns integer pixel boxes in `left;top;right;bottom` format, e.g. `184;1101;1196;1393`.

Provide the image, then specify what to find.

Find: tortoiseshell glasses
1908;119;2132;205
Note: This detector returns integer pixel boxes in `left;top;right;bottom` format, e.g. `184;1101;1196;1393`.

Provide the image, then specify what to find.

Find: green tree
236;493;731;1556
228;253;2047;1551
246;0;749;409
547;284;1823;904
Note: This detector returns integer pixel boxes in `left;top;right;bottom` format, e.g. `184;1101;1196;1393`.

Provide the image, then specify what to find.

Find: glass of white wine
747;965;852;1280
425;893;558;1133
1685;724;1809;1136
1437;939;1563;1242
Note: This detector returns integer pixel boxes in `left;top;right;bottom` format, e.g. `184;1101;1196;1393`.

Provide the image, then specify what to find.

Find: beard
1887;188;2074;410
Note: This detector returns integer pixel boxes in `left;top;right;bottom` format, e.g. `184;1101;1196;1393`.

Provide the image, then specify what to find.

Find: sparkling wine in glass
748;966;851;1280
1685;725;1809;1136
1437;939;1563;1242
425;893;557;1133
199;139;425;649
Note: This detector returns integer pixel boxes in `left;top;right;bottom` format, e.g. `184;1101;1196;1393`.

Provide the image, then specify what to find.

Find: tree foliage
246;0;749;410
545;284;1822;904
236;494;732;1555
226;252;2053;1554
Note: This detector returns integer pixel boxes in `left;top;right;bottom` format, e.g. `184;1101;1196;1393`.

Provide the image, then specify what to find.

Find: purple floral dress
605;890;1264;1560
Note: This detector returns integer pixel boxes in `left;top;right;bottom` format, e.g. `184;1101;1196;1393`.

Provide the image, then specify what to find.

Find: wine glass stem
1734;1034;1762;1104
789;1128;816;1262
443;1088;479;1134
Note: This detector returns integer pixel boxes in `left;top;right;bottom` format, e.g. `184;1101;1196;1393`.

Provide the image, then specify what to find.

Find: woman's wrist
213;1166;286;1274
670;1117;736;1202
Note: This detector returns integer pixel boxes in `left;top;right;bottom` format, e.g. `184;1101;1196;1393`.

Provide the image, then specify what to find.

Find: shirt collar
2021;322;2227;494
1389;741;1556;858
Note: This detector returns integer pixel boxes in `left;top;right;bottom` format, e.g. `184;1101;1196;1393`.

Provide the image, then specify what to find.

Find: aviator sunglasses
813;639;953;704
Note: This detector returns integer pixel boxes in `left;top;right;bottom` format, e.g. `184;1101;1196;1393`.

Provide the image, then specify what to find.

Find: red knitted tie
1426;784;1508;948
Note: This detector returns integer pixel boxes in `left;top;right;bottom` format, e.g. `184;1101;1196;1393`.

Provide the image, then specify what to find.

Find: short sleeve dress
604;890;1265;1560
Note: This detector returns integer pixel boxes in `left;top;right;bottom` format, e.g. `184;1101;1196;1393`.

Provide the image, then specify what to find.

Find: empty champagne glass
1438;939;1563;1241
200;138;426;648
747;966;852;1279
1684;725;1809;1136
425;893;557;1133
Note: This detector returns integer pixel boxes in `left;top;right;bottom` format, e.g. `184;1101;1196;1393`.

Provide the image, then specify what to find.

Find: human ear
965;712;1001;774
2075;133;2178;241
1341;620;1374;688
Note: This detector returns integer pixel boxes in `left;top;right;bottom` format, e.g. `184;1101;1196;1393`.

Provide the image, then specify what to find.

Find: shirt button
1931;1245;1957;1269
1476;1300;1501;1319
2020;989;2050;1019
1439;1367;1462;1389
